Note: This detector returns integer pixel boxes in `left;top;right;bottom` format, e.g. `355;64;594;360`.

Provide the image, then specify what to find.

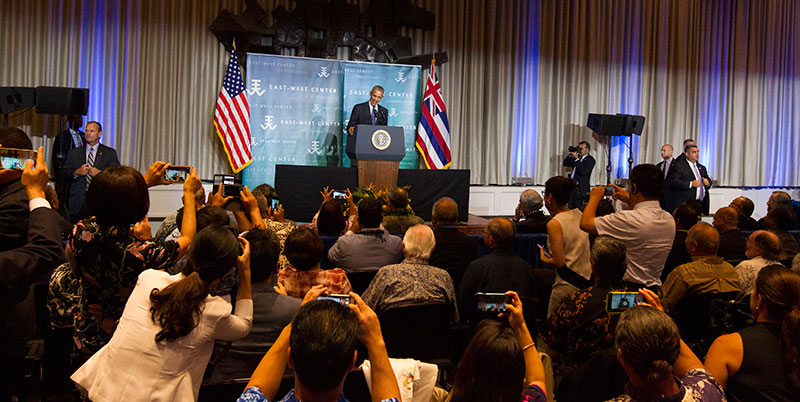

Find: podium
346;124;405;189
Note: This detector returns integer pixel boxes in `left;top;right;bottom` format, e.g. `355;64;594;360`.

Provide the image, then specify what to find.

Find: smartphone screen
165;165;191;182
476;292;512;312
0;148;36;170
605;292;643;313
537;244;552;258
222;183;243;197
318;294;351;306
332;190;347;199
269;198;280;210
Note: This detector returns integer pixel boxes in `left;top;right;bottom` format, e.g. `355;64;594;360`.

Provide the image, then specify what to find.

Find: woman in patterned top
67;163;201;360
277;227;352;298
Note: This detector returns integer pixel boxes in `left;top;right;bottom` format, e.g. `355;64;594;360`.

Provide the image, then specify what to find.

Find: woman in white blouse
72;225;253;401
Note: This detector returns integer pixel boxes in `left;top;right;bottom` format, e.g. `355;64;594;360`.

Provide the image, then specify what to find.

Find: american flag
214;49;252;173
416;61;452;169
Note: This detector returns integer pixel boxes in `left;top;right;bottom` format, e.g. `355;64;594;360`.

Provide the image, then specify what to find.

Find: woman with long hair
71;225;253;401
704;265;800;401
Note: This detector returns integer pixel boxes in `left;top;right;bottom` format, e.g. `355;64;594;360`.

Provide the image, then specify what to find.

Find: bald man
713;207;747;263
656;144;674;179
735;230;782;295
729;196;759;231
660;222;740;312
428;197;477;271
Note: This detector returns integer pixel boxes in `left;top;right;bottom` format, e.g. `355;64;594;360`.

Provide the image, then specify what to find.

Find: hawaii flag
416;60;452;169
214;48;252;173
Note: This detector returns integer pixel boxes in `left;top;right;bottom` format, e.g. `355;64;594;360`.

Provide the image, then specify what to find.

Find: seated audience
704;265;800;401
72;226;254;401
362;224;458;320
428;197;477;271
252;183;296;242
660;223;740;312
328;197;403;271
542;235;628;373
712;206;747;263
278;227;352;298
794;253;800;274
458;218;536;323
608;290;726;402
662;201;701;281
154;185;206;240
237;290;402;402
514;189;550;234
381;186;424;236
763;205;799;261
759;190;793;228
433;291;548;402
209;228;301;382
581;164;676;289
68;163;199;360
313;186;356;236
729;196;759;231
540;176;591;316
735;230;781;295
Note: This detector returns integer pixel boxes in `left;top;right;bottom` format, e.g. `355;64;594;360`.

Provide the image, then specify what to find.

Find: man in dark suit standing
61;121;120;222
672;138;694;164
563;141;595;210
656;144;674;179
346;85;388;136
51;114;85;217
662;144;711;214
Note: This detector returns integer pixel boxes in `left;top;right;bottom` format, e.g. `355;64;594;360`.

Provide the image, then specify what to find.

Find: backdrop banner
244;53;421;188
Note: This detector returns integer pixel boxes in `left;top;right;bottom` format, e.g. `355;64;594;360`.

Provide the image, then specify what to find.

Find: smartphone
604;186;615;197
332;190;347;200
476;292;512;312
605;291;643;313
318;294;352;306
164;165;191;182
537;244;552;258
0;147;36;170
222;183;243;197
268;197;280;210
213;174;236;190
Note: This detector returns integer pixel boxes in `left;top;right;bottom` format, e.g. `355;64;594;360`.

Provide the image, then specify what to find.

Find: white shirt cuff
29;197;52;211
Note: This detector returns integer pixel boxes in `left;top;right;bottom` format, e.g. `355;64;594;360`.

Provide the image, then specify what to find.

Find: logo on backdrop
389;108;399;117
312;104;322;113
395;72;407;83
318;67;331;78
308;140;323;155
371;129;391;150
248;79;266;96
260;115;277;131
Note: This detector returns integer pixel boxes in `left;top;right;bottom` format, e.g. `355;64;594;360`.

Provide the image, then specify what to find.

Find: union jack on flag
214;48;252;173
416;61;452;169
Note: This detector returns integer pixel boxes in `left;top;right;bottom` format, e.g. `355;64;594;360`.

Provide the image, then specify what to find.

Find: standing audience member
381;186;424;236
428;197;477;271
563;140;595;211
735;230;781;296
704;266;800;402
662;201;701;280
662;144;712;215
362;224;458;320
514;189;550;234
762;205;799;261
52;114;85;216
581;164;676;289
660;223;740;313
209;228;301;382
539;176;591;316
712;207;747;263
238;290;402;402
278;227;352;298
729;196;759;231
458;218;536;323
542;236;628;373
71;226;254;401
328;197;403;271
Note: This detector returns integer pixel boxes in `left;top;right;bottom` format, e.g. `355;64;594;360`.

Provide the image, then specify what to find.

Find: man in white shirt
662;144;711;214
580;164;676;288
735;230;781;296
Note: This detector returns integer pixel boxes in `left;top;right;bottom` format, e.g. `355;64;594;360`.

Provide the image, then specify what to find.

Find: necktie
372;106;377;124
692;163;705;200
86;147;95;190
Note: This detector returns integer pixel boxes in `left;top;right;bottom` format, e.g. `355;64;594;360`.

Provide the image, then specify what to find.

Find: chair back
378;302;454;364
346;269;380;294
672;290;739;357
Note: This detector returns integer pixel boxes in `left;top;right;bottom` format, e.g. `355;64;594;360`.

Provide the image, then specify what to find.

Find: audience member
794;253;800;275
154;185;206;240
762;205;799;261
381;186;424;236
728;196;759;231
0;127;35;250
712;206;747;263
458;218;536;323
514;189;550;234
68;163;199;360
434;291;548;402
662;201;701;280
72;226;253;401
607;290;726;402
540;176;591;316
660;223;740;312
734;230;781;296
542;235;628;373
362;224;458;320
62;121;120;222
238;290;402;402
252;183;296;243
656;144;674;179
758;190;792;228
278;227;352;298
209;228;301;382
428;197;477;271
52;114;85;216
328;197;403;271
662;144;712;215
704;265;800;401
313;186;356;236
581;164;676;289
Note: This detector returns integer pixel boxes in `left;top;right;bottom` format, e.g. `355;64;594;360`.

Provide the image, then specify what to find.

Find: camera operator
563;141;595;211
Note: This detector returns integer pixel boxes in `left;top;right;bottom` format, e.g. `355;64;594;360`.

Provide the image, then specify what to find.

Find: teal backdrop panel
342;63;421;168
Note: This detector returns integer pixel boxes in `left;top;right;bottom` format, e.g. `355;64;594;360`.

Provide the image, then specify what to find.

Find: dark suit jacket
718;229;747;263
429;226;478;271
346;101;388;132
515;210;550;234
656;158;674;179
662;158;711;214
52;129;85;180
0;179;28;251
564;154;595;209
62;144;120;222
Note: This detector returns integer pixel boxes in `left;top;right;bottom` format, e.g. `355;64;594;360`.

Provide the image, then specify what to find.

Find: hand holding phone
476;292;513;312
318;294;352;306
0;147;37;170
605;291;643;313
537;244;553;258
164;165;192;183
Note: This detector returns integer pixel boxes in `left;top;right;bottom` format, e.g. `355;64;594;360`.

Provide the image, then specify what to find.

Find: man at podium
346;85;388;135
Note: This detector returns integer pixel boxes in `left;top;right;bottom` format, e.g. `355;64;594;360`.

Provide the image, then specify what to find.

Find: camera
568;145;580;153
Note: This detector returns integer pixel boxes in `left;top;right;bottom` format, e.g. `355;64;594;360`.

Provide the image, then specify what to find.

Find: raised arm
505;291;547;394
175;168;200;257
348;292;401;402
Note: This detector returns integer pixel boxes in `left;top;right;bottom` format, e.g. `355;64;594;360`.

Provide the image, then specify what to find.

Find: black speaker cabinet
35;87;89;115
0;87;36;114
